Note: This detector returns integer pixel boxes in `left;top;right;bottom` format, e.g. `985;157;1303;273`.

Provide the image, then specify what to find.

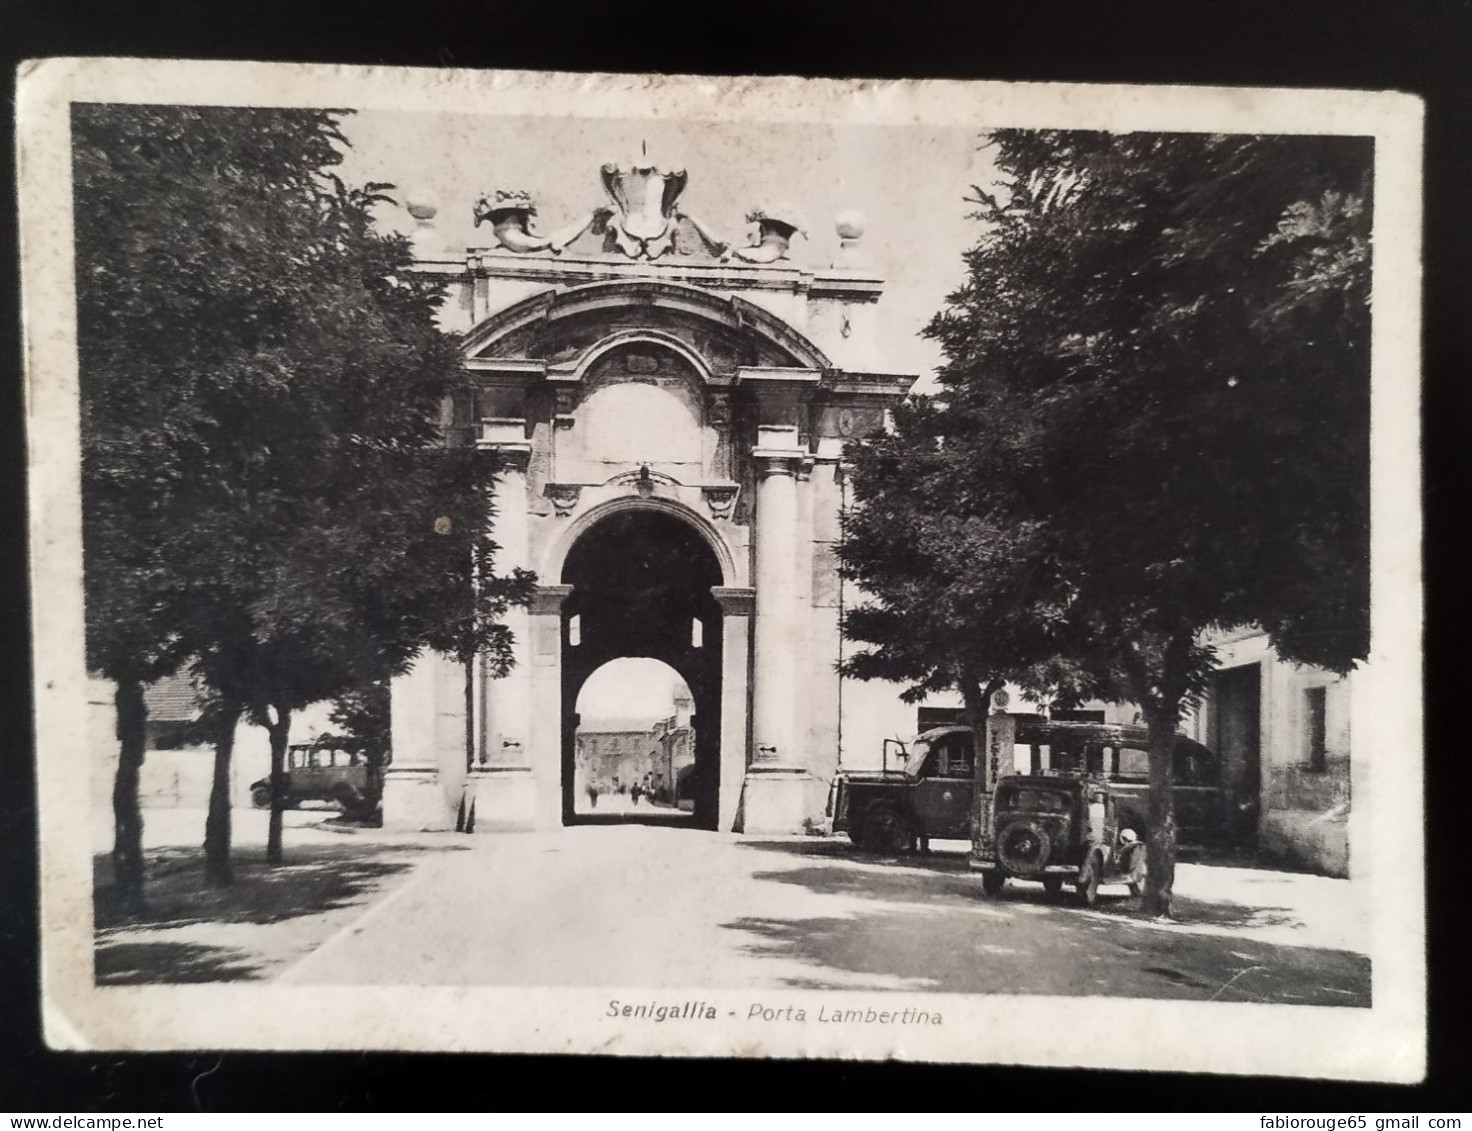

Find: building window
691;617;703;648
568;614;581;647
1304;687;1328;772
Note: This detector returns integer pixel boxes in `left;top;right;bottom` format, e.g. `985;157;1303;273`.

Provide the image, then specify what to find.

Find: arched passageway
560;509;725;828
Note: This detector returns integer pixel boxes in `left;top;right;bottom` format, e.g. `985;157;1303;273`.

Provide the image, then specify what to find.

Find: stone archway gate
384;162;912;835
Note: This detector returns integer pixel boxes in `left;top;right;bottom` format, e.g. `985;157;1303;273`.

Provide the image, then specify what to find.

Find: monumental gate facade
384;163;915;835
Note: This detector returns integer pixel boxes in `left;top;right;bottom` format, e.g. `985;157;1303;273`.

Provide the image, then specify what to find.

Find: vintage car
250;742;372;814
827;719;1237;855
970;773;1146;906
1015;722;1241;854
827;725;976;851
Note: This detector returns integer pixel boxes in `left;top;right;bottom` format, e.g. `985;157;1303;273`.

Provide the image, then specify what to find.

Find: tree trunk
961;671;1004;857
265;706;293;866
465;654;476;773
203;700;242;885
110;677;148;910
960;673;1004;792
1141;703;1181;919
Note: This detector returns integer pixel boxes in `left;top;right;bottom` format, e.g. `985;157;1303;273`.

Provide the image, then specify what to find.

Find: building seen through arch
572;658;696;822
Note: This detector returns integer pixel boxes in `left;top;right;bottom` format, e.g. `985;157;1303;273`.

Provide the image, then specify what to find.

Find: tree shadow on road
94;842;435;930
94;939;262;985
739;838;1307;934
738;838;974;872
730;838;1368;1004
93;841;451;985
722;904;1371;1005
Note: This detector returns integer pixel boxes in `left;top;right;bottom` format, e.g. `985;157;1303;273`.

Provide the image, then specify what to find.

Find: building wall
575;731;657;794
89;677;340;812
1183;629;1353;877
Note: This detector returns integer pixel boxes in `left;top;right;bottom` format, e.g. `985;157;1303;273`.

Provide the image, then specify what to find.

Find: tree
920;129;1372;915
839;393;1107;771
167;171;534;871
72;106;533;882
74;105;364;889
328;677;392;819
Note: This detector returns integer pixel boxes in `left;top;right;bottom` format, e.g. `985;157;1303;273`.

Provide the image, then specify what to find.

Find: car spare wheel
250;785;270;809
996;820;1052;875
862;804;915;853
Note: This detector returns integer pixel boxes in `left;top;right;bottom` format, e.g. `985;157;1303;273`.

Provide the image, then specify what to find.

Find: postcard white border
18;58;1425;1080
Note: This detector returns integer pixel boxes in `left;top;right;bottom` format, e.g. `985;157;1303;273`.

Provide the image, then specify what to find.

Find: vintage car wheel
980;870;1005;897
862;804;915;853
250;784;271;809
996;820;1052;875
1042;875;1065;897
1075;853;1102;907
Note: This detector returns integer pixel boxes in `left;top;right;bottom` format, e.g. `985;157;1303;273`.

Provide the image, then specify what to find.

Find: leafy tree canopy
926;130;1372;688
75;104;532;719
74;105;535;870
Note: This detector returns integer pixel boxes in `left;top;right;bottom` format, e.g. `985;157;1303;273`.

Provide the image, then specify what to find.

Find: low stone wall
1260;807;1349;877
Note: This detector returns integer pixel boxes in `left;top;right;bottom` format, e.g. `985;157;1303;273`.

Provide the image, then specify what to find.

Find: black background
2;0;1467;1112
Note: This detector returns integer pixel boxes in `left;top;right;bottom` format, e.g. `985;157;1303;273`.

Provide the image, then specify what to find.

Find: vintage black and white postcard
18;59;1424;1078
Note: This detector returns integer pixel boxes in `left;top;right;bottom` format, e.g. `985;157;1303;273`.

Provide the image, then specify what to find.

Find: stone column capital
711;585;756;617
528;584;574;615
751;447;805;479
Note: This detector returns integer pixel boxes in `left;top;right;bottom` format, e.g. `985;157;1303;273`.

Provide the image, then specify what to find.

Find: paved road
280;826;1370;1005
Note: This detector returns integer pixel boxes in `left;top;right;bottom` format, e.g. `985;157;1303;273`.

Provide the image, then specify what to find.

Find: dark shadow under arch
560;508;724;828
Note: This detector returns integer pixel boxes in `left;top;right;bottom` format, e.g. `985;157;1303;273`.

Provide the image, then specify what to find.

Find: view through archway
572;659;696;820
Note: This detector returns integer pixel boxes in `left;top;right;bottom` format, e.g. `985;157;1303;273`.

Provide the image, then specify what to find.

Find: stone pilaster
750;449;802;765
742;448;809;833
465;442;536;831
384;650;462;831
527;584;574;830
479;444;532;769
712;586;755;832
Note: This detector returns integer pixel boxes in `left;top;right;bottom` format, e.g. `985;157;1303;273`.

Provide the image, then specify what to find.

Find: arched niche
560;342;707;478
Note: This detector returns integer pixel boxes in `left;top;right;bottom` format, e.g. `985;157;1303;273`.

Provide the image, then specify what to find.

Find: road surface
278;825;1370;1005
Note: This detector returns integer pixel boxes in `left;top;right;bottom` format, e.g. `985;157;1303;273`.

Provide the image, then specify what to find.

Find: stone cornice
751;448;806;478
466;357;548;382
735;366;823;393
710;586;756;616
528;584;574;615
478;445;532;473
417;249;886;302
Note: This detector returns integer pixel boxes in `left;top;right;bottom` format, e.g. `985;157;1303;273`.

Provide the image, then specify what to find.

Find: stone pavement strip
276;826;1370;1006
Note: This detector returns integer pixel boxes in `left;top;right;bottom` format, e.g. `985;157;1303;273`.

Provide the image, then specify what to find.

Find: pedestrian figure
586;782;599;809
631;783;643;806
